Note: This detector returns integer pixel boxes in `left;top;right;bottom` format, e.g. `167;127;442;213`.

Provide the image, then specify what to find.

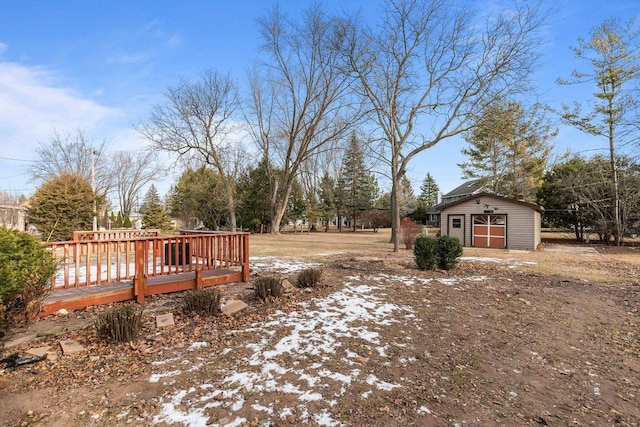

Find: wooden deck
41;231;249;316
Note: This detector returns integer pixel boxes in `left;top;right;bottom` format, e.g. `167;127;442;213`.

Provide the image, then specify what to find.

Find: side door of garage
448;215;464;244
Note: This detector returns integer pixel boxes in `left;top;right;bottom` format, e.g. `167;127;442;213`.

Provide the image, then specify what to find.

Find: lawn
1;229;639;426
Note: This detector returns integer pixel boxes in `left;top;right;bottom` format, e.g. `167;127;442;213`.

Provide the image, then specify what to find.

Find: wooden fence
72;229;161;241
42;231;250;315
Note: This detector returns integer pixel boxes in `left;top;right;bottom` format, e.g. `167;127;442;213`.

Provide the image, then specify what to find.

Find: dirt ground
1;230;639;426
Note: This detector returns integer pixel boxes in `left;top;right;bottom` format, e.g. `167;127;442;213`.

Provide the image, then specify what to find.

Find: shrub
401;218;423;249
0;228;57;337
296;268;323;288
437;235;463;270
253;276;283;300
414;236;438;270
94;304;143;343
182;288;221;316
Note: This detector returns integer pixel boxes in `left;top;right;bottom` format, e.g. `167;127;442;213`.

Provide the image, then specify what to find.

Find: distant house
437;192;544;251
440;179;486;205
0;204;27;231
417;179;486;226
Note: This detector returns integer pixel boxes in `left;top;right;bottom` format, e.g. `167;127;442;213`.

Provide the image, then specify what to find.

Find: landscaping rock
59;340;85;355
27;346;57;361
221;300;248;316
281;279;297;294
155;313;175;328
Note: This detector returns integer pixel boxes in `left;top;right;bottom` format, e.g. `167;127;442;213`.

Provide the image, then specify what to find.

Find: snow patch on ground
150;257;497;425
250;256;323;273
152;266;413;425
461;256;537;268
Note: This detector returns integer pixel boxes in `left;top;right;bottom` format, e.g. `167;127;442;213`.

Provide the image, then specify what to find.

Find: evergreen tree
339;133;380;231
459;101;555;200
169;167;228;230
283;180;307;231
142;201;173;231
236;159;272;232
318;172;336;232
115;212;124;228
123;213;132;229
140;184;162;214
398;176;417;217
557;18;640;245
27;173;98;241
418;173;440;208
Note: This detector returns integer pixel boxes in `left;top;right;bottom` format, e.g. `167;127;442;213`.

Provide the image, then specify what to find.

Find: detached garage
437;192;544;251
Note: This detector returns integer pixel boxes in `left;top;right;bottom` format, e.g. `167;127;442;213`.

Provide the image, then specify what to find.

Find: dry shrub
296;268;323;288
253;276;283;300
94;304;143;343
182;288;221;316
401;218;423;249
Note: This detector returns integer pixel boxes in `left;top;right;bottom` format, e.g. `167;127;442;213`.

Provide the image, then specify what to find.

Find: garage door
472;214;506;248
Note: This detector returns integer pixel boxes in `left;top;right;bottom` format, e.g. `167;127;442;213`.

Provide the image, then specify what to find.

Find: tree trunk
269;177;292;235
227;195;237;232
390;163;400;252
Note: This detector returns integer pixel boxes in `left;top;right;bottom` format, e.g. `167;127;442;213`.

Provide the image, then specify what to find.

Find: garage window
452;218;461;228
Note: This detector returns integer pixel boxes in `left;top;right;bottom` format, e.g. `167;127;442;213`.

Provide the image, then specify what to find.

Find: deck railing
46;232;250;292
72;229;161;241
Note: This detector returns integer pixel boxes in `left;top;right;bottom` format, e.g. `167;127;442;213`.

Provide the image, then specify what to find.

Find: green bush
413;235;463;271
437;235;463;270
296;268;323;288
414;236;438;270
182;288;221;316
94;304;144;343
0;228;57;337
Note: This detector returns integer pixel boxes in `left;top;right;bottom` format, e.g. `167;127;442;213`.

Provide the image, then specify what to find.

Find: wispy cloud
0;62;121;156
0;42;7;55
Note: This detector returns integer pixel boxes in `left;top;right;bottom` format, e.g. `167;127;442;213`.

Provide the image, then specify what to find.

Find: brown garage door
472;214;506;248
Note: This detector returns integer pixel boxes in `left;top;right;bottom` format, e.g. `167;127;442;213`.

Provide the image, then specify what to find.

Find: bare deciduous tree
29;129;112;197
339;0;547;250
138;69;244;231
247;4;361;234
111;149;163;216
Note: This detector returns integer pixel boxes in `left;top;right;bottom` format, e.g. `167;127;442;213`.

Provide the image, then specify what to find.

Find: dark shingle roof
442;179;484;198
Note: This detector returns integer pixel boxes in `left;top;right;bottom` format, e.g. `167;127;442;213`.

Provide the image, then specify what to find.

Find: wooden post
241;233;250;282
195;270;204;290
133;240;147;303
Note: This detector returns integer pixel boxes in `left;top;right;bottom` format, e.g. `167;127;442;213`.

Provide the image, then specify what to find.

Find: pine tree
142;201;173;231
340;133;380;231
459;101;555;200
318;172;336;232
140;184;162;214
418;173;439;208
398;176;417;217
115;212;124;228
557;18;640;245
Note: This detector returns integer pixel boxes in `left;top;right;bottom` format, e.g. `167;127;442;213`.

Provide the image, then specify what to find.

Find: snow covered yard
148;258;524;426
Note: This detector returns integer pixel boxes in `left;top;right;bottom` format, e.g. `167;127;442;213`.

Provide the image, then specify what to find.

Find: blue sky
1;0;639;201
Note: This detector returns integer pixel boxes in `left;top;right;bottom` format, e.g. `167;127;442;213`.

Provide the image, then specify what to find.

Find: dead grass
249;229;640;284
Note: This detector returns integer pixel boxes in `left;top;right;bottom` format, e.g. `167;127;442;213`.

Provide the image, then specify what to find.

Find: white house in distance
437;191;544;251
0;204;27;231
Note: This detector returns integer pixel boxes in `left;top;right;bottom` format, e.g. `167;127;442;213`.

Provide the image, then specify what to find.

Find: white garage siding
437;193;543;251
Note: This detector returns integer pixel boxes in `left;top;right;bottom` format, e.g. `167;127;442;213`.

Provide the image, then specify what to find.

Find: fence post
133;240;147;303
241;233;250;282
195;269;204;290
